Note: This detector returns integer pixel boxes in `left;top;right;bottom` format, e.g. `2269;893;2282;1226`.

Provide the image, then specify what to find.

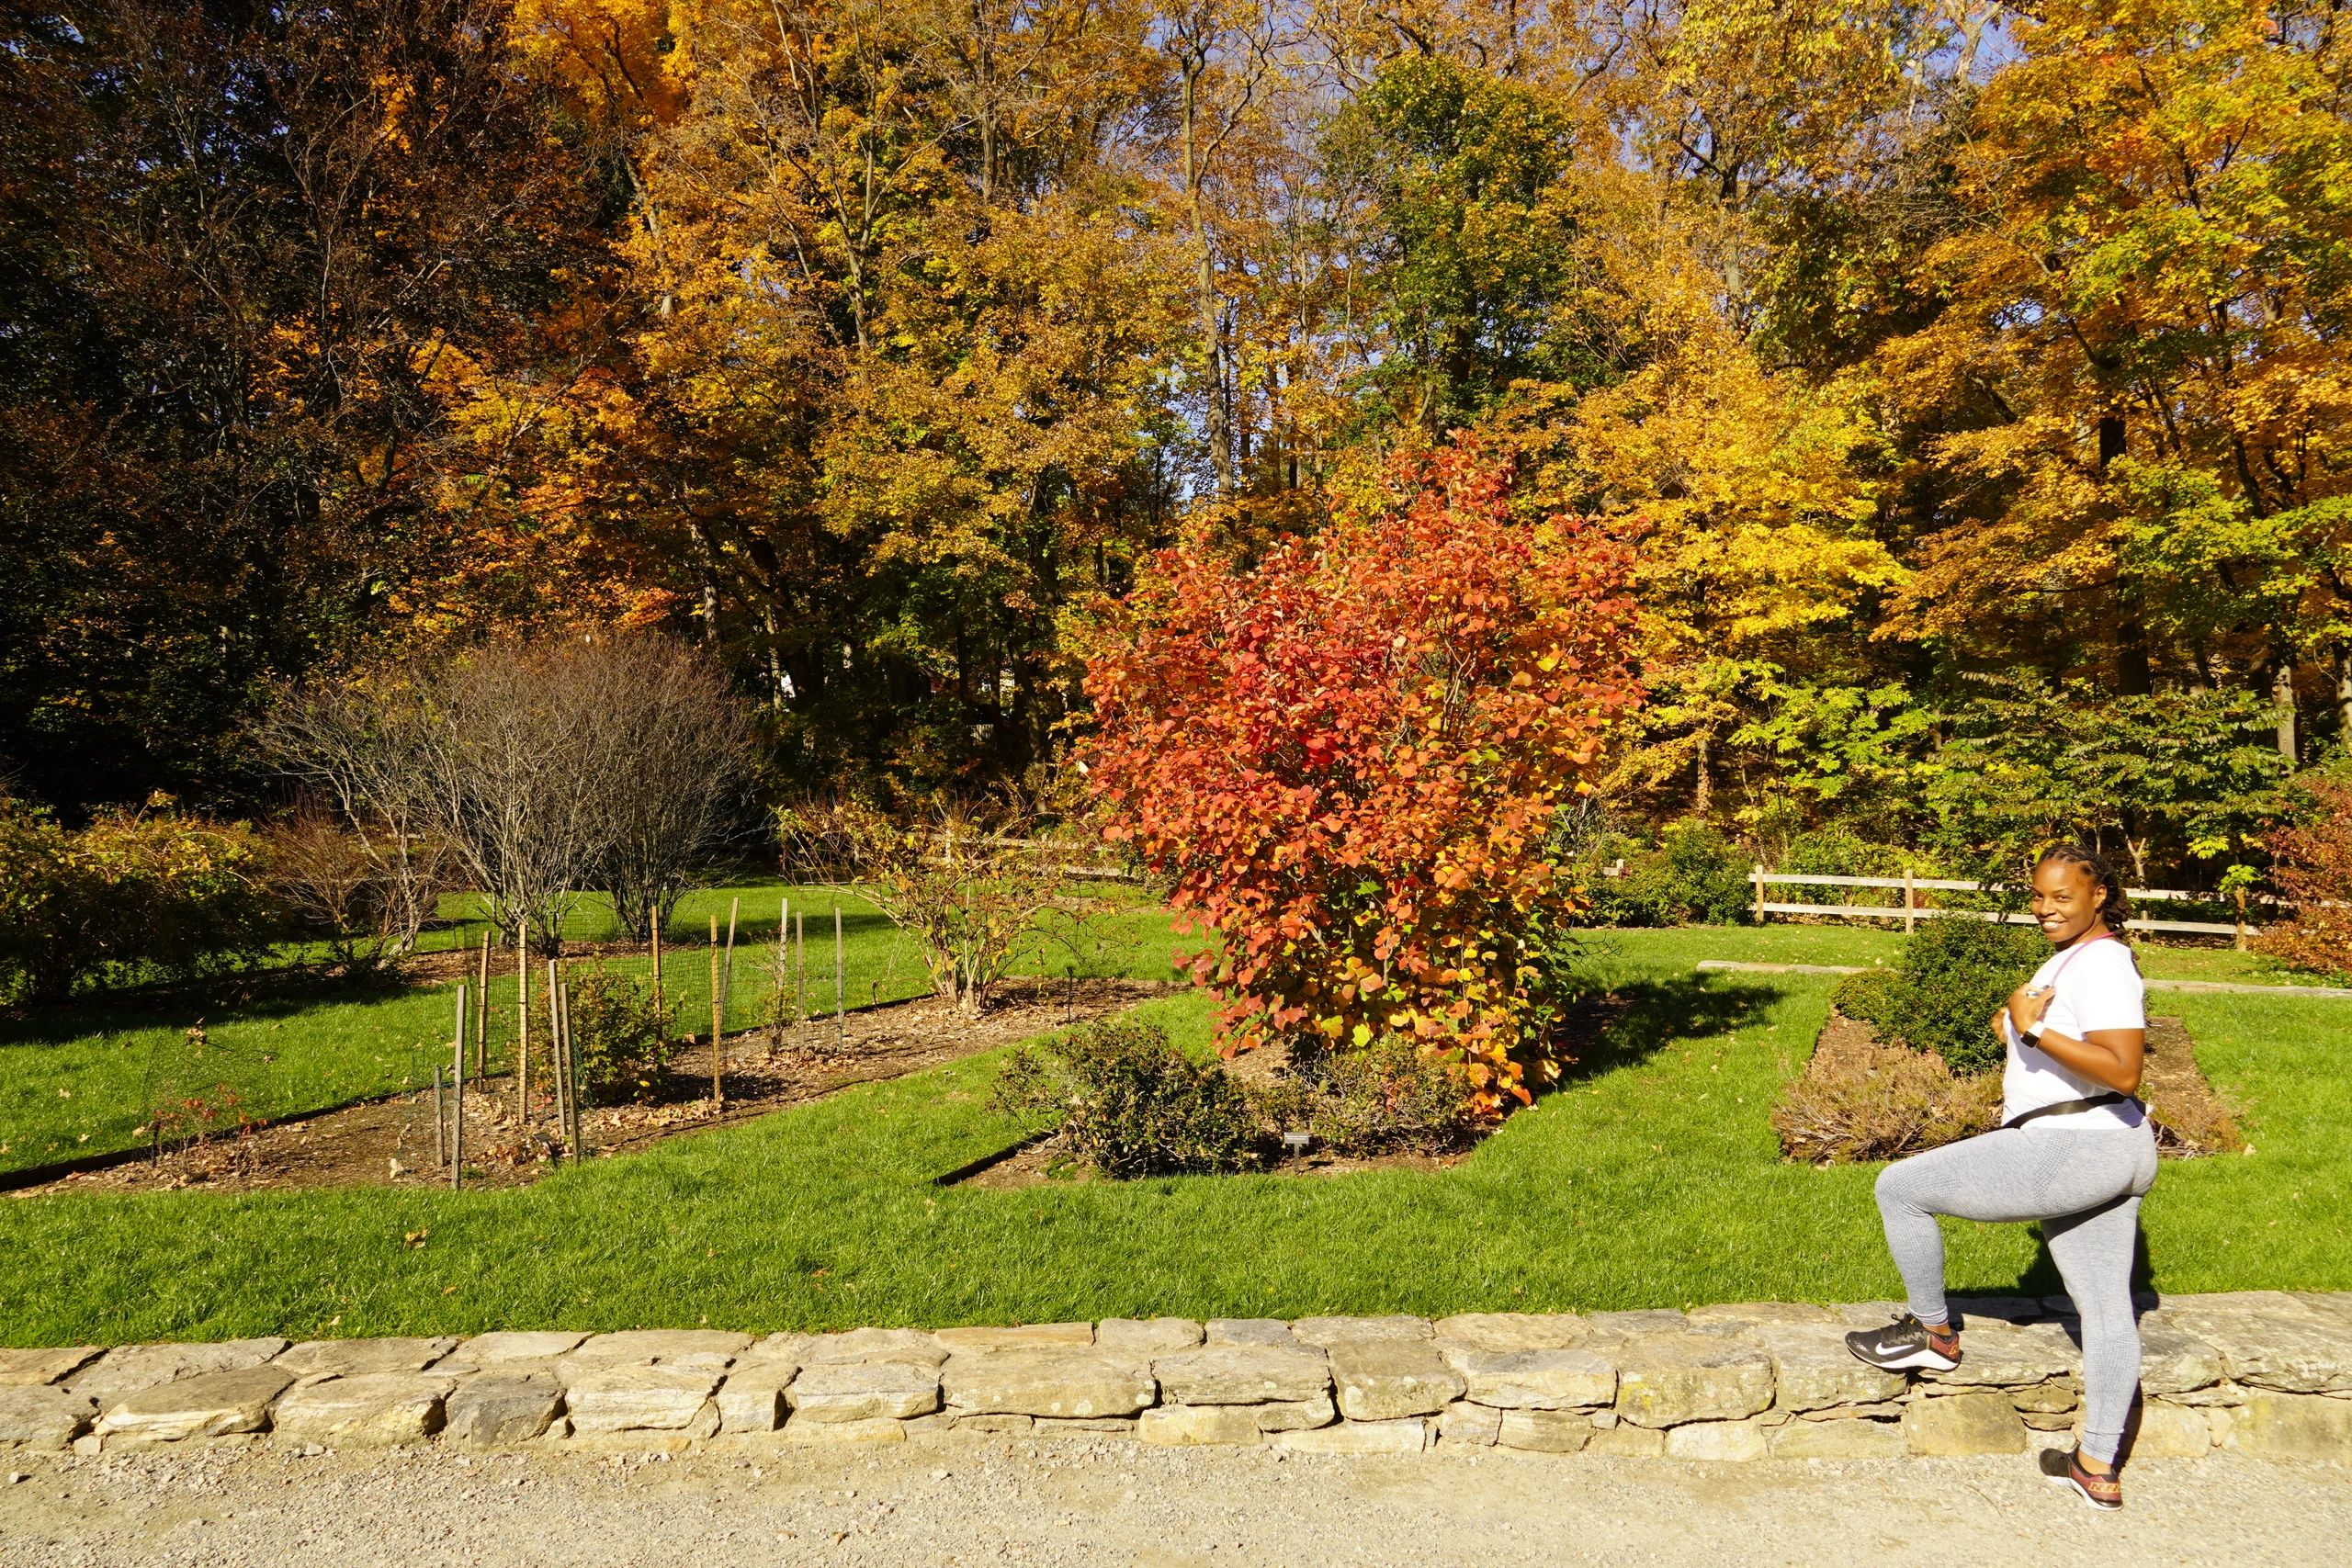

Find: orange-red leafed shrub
1078;442;1643;1113
2256;771;2352;980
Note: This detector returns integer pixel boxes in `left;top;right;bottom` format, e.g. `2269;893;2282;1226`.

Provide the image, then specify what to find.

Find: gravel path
2;1438;2341;1567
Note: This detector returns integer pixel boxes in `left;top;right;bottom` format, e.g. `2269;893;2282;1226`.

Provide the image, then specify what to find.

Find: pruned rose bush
1077;441;1641;1114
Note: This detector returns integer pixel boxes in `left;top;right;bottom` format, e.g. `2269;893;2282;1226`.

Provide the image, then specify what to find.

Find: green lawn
2;925;2344;1346
0;879;1189;1177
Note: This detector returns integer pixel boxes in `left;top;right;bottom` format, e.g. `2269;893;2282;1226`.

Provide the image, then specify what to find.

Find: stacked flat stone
2;1291;2346;1463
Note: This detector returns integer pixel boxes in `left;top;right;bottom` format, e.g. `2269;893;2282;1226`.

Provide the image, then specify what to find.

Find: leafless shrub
262;808;451;973
416;641;632;956
590;639;754;941
254;671;448;963
265;636;752;959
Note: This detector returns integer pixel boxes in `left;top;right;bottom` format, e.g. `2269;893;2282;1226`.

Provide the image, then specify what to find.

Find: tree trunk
1180;53;1235;494
2337;646;2352;745
2272;654;2299;767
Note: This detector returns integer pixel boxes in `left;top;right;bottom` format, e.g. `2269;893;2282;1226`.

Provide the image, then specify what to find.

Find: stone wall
3;1291;2346;1464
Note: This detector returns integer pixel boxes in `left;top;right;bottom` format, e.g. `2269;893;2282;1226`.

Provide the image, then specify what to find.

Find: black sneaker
1843;1312;1961;1371
2040;1445;2123;1510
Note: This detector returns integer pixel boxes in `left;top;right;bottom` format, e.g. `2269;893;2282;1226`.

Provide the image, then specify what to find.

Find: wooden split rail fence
1748;868;2258;943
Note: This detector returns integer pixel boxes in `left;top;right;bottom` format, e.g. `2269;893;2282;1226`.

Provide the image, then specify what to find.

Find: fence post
1904;869;1917;935
2234;887;2249;952
1752;863;1766;926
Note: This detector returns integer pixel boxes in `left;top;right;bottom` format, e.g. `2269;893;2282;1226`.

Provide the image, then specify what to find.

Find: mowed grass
0;879;1190;1176
2;926;2344;1346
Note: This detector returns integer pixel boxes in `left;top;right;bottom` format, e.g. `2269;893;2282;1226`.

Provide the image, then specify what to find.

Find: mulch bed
14;976;1180;1200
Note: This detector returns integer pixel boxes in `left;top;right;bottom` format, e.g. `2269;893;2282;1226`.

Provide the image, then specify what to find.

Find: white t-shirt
2001;936;2147;1130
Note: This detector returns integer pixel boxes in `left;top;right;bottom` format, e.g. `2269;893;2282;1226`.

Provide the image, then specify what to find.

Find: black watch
2020;1025;2043;1047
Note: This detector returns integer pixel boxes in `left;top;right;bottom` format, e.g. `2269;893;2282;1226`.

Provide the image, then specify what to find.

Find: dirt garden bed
12;977;1179;1200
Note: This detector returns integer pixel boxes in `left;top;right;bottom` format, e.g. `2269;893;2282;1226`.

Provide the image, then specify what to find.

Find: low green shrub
567;967;673;1105
1283;1035;1481;1156
1837;918;2044;1077
1828;965;1903;1032
989;1018;1270;1177
1592;818;1753;927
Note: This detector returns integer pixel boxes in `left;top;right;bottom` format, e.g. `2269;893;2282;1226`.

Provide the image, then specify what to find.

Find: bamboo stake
719;893;738;1081
516;935;531;1123
650;917;664;1043
546;959;564;1146
773;897;789;1051
450;984;466;1191
475;932;490;1077
833;904;844;1049
709;915;723;1107
561;979;582;1156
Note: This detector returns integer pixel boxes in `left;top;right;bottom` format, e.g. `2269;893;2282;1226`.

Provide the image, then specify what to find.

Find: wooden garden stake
546;959;564;1145
562;980;582;1156
795;909;806;1032
474;932;490;1077
772;897;789;1050
650;918;664;1043
516;936;531;1123
722;895;740;1039
709;915;723;1107
833;904;844;1049
450;984;466;1191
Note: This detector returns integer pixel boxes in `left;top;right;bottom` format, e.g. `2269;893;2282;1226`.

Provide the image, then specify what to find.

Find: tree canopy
5;0;2347;890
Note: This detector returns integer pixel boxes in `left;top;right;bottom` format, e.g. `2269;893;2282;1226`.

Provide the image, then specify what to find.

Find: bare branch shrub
416;641;629;956
254;671;448;963
590;639;755;941
262;808;450;974
267;637;754;961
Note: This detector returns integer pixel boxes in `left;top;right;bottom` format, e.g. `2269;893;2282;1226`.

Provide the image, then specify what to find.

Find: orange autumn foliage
1079;441;1643;1113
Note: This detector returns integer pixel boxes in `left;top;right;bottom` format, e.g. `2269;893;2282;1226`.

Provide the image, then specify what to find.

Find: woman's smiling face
2030;857;2109;946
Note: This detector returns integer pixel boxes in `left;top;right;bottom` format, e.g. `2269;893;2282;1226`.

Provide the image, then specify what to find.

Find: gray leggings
1874;1123;2158;1464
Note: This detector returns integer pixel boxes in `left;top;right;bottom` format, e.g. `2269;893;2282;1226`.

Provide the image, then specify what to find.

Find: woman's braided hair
2035;842;2133;941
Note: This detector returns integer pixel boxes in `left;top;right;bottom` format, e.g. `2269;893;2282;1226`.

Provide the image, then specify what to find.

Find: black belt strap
2004;1091;2140;1129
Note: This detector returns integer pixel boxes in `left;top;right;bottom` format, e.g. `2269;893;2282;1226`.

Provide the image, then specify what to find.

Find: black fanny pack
2004;1091;2143;1130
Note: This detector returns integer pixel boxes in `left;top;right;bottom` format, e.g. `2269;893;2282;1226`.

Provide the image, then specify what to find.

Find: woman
1845;843;2158;1510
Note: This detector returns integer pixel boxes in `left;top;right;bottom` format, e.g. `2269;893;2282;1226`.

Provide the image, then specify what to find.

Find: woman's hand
2007;984;2052;1034
1990;1005;2011;1043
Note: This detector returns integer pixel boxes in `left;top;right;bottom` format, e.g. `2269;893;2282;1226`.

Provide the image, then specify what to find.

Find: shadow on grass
0;964;424;1048
1554;974;1781;1088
